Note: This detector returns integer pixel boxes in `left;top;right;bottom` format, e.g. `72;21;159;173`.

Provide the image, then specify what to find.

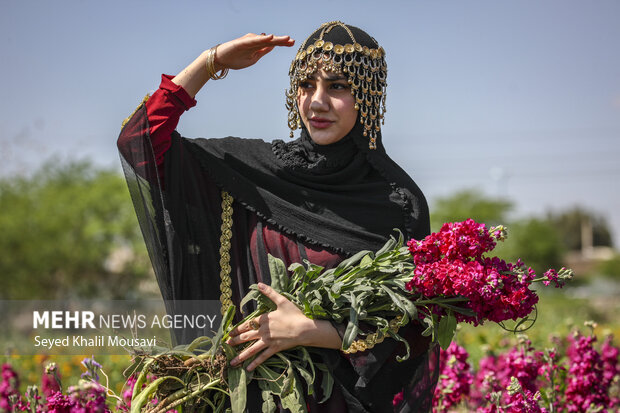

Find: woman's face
297;68;358;145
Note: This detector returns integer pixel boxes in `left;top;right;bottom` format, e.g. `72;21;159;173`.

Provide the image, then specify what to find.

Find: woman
118;21;438;412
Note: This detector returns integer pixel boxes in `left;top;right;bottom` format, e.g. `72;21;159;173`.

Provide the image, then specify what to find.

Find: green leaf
261;390;277;413
211;305;236;354
288;263;307;290
228;365;247;413
316;364;334;403
310;304;328;318
336;250;370;271
221;342;237;361
380;285;418;320
281;371;294;398
268;254;289;292
437;312;457;350
256;365;285;394
374;234;398;257
342;293;360;349
387;329;411;362
288;262;305;272
430;299;476;317
292;363;315;396
240;286;262;310
186;335;212;352
131;357;156;403
331;281;343;294
131;376;183;413
421;315;435;338
280;371;307;413
360;254;373;268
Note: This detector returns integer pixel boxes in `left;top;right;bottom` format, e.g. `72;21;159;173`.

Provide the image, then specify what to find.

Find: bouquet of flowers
129;219;573;413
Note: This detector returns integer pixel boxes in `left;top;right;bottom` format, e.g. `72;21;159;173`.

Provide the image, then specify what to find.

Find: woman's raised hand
226;282;341;371
171;33;294;98
214;33;295;72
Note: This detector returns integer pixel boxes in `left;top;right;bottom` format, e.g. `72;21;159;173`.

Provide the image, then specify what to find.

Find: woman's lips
309;118;333;129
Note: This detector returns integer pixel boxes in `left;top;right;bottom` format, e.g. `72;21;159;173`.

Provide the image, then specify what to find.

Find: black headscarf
180;22;428;254
181;116;429;255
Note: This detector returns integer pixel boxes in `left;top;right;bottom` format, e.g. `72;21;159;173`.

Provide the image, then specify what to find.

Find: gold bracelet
205;45;229;80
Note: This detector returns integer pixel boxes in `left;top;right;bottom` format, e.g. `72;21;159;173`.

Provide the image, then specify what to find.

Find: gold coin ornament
285;21;387;149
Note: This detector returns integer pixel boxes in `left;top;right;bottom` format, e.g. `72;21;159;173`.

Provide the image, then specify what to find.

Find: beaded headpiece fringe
286;21;387;149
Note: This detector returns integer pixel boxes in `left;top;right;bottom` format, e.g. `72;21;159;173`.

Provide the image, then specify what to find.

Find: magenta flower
433;342;473;411
565;333;610;412
392;390;404;407
0;363;21;411
406;220;546;326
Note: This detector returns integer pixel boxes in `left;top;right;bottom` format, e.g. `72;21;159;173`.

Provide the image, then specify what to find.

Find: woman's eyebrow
324;74;347;81
306;73;347;81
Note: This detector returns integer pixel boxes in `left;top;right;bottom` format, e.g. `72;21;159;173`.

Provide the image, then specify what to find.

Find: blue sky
2;0;619;245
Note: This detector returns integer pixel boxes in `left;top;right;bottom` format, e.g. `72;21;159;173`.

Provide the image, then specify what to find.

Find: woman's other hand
226;282;341;371
214;33;295;72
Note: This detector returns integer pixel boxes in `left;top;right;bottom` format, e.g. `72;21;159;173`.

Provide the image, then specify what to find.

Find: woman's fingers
226;284;307;370
215;33;294;71
226;327;260;346
257;45;275;56
228;313;263;338
257;282;288;306
246;347;276;371
230;339;267;367
243;33;295;46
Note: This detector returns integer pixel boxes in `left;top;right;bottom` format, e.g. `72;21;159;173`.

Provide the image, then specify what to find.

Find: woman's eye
331;82;349;90
299;81;313;89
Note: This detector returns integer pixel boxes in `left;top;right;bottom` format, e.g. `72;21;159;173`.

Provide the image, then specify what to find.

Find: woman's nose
309;85;329;112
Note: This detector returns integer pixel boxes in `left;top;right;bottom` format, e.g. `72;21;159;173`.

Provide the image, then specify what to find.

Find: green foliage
548;207;614;250
596;254;620;280
494;218;565;276
0;159;151;299
130;304;321;413
430;189;569;276
430;189;512;232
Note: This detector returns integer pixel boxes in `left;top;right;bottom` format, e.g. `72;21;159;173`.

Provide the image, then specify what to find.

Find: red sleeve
146;74;197;165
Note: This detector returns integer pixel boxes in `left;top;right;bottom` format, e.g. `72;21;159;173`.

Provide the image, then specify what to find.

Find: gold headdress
286;21;387;149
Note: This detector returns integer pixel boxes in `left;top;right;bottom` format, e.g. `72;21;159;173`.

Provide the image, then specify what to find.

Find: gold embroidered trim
121;94;150;128
341;316;403;354
219;191;234;315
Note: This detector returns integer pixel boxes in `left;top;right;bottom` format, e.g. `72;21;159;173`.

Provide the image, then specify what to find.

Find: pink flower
392;390;404;407
405;219;557;327
601;335;620;393
0;363;21;411
565;333;610;412
433;342;473;411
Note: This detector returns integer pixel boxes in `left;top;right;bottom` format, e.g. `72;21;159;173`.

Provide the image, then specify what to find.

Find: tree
429;189;565;275
0;160;152;299
494;218;566;276
596;254;620;280
430;189;513;232
548;207;613;251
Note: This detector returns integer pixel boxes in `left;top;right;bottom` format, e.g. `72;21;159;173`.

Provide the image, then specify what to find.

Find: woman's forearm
171;49;222;98
300;319;343;350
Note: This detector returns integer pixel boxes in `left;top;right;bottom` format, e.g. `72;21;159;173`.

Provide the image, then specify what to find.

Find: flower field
2;219;619;412
2;291;619;412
